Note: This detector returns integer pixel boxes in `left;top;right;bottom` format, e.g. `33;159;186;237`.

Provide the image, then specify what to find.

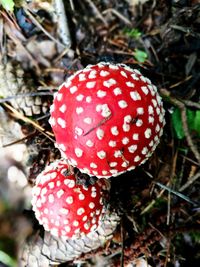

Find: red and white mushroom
49;62;165;178
31;159;110;238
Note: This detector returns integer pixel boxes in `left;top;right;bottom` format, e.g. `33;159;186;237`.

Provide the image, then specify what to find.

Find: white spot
152;99;158;107
57;93;63;101
123;123;130;132
96;129;104;140
110;169;118;174
137;107;144;115
91;191;97;198
55;221;60;227
159;114;164;123
96;104;102;112
63;219;69;224
82;215;87;221
59;104;66;113
65;226;71;233
57;118;66;128
141;86;149;95
86;140;94;147
132;133;139;140
60;208;69;215
131;73;139;80
140;76;148;83
101;104;111;117
113;88;122;96
73;220;79;227
88;70;97;79
82;168;90;174
126;81;135;87
156;124;160;132
79;193;85;200
109;64;119;69
86;96;92;103
84;117;92;124
90;162;97;169
75;148;83;157
44;208;49;214
122;137;129;145
76;107;84;114
49;117;56;126
77;208;85;215
103;79;117;88
100;70;109;77
97;90;107;98
84;223;90;230
111;126;119;136
108;140;117;147
149;140;154;147
133;69;141;75
64;179;75;188
110;162;118;167
86;81;96;89
66;196;74;204
69;158;77;166
118;100;128;109
121;161;129;167
79;73;86;81
114;150;121;158
70;86;78;94
97;151;106;159
120;70;128;78
136;119;143;127
102;170;108;175
128;145;137;153
134;156;141;162
130;91;141;101
148;105;154;114
149;116;154;124
75;126;83;136
89;202;95;209
56;181;61;186
144;128;152;139
51;228;59;236
156;107;161;115
50;104;54;112
154;135;159;142
76;94;84;101
57;189;64;198
142;147;148;155
48;194;54;203
48;182;55;189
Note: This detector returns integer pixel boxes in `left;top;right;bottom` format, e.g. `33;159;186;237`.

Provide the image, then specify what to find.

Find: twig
2;103;55;142
182;100;200;109
83;114;112;136
160;88;200;164
53;0;72;47
102;8;132;26
23;7;66;48
84;0;108;27
179;171;200;192
154;182;198;206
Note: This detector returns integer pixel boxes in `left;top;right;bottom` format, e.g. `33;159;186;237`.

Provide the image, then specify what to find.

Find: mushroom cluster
49;62;165;178
31;62;165;263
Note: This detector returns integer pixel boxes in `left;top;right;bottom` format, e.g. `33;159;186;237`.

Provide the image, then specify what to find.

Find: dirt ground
0;0;200;266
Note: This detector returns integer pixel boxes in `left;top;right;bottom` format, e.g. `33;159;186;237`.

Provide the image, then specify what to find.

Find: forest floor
0;0;200;266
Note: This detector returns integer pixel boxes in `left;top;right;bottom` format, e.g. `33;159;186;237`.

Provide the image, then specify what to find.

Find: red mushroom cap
49;62;165;178
31;159;109;238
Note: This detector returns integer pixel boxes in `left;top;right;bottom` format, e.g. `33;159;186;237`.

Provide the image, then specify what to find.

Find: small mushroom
31;159;110;238
50;62;165;178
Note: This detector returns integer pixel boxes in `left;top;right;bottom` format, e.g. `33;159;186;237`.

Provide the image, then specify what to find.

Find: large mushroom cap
50;62;165;178
31;159;109;238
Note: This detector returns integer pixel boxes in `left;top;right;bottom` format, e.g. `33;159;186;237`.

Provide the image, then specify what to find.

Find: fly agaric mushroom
49;62;165;178
31;159;110;238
